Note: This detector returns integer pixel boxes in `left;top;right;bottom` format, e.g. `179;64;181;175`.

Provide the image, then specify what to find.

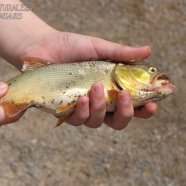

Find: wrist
15;24;56;69
0;0;55;69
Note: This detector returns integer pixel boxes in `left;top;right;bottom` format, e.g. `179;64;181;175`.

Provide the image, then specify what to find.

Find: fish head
113;63;175;106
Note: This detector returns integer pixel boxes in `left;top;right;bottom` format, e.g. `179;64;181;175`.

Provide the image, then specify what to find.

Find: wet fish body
0;58;174;125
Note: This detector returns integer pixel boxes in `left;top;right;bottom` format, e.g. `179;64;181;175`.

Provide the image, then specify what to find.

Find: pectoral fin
1;102;28;117
22;57;53;72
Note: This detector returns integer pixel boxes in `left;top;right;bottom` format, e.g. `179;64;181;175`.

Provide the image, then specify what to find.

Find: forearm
0;0;53;68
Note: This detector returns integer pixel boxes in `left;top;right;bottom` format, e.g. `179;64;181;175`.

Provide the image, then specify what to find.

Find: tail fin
1;102;28;117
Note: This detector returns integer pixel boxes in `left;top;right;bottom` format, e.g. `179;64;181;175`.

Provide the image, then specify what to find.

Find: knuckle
121;107;134;119
92;102;106;113
85;115;105;128
78;113;89;122
72;112;89;125
110;113;133;131
94;111;106;123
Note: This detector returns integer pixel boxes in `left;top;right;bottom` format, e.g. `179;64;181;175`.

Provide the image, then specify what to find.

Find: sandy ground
0;0;185;185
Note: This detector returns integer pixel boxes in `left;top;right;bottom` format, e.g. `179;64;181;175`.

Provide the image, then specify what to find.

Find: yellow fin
22;57;53;72
56;101;76;114
1;102;28;117
54;115;68;128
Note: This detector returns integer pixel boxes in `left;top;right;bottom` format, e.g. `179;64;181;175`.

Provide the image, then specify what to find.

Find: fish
0;57;175;126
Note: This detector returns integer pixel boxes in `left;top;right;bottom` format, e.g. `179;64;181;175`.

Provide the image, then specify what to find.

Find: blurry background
0;0;185;185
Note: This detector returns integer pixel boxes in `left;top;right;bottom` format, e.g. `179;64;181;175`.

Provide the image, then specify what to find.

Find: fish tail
1;102;28;118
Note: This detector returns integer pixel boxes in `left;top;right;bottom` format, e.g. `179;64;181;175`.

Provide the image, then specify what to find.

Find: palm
23;32;151;64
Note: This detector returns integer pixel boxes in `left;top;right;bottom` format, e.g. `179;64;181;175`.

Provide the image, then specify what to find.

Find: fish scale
4;61;114;105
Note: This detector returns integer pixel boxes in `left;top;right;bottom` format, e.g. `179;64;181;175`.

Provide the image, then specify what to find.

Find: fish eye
149;67;157;73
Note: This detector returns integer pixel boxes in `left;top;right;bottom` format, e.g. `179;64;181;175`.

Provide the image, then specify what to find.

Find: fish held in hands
0;57;175;126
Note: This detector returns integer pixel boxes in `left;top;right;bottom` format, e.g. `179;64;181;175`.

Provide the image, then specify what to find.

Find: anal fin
54;115;68;128
54;102;76;128
56;101;76;114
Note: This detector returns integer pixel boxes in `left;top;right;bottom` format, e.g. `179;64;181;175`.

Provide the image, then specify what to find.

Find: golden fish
0;57;175;126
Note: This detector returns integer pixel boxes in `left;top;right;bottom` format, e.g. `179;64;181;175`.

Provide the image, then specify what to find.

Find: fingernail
0;106;5;123
142;46;151;51
134;46;151;50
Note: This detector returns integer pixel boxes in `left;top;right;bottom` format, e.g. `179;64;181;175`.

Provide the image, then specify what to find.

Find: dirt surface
0;0;185;186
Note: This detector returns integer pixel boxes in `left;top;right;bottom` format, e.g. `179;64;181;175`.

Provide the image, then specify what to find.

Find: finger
91;38;151;62
66;96;89;126
134;102;158;119
0;82;22;125
0;106;7;124
105;90;134;130
0;82;8;97
85;82;106;128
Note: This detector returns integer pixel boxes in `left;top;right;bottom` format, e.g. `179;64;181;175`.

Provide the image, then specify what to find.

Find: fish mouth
152;73;175;90
154;73;170;81
152;73;170;85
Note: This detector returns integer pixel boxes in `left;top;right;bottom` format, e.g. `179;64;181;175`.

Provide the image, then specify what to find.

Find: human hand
0;82;23;125
0;82;7;125
0;3;157;128
0;80;29;125
19;31;157;130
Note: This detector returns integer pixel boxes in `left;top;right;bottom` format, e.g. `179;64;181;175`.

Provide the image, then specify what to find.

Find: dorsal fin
21;57;53;72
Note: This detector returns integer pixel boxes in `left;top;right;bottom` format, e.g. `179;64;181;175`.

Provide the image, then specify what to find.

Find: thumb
0;82;24;125
0;82;8;124
0;81;8;97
